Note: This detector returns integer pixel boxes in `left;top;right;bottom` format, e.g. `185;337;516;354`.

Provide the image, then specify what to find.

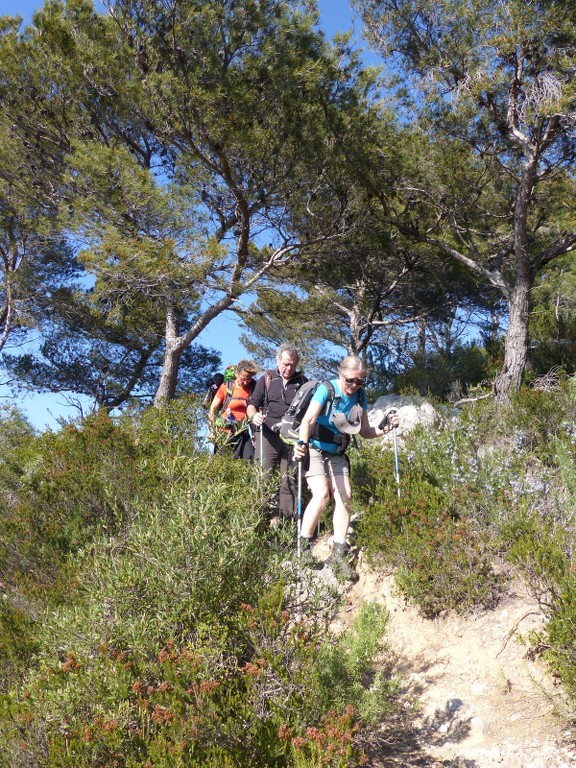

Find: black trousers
215;428;254;461
255;427;297;519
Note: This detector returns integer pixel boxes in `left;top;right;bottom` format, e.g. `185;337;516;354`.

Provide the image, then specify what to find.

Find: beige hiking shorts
305;446;350;478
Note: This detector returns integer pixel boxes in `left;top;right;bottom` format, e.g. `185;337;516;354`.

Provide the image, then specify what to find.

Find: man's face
277;352;298;380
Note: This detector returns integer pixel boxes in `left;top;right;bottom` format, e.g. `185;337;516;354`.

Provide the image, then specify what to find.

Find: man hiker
247;343;307;521
292;354;399;582
209;359;259;461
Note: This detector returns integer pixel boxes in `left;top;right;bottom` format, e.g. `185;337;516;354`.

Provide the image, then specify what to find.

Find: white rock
471;680;486;695
368;395;444;442
470;716;487;734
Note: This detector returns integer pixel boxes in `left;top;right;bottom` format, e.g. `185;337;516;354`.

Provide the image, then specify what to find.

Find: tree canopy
355;0;576;400
1;0;575;413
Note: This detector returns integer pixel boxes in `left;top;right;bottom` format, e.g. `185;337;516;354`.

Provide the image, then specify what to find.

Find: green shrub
314;602;398;723
0;406;36;498
0;399;212;594
2;411;146;594
0;400;238;690
0;443;396;767
393;343;489;398
504;512;576;700
0;602;390;767
354;411;508;618
357;457;502;617
394;518;502;618
0;597;40;693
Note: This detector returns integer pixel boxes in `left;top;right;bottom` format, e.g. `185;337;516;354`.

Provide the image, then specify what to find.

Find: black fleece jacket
248;369;307;430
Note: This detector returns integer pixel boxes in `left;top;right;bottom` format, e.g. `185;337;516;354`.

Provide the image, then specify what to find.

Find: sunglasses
344;376;366;386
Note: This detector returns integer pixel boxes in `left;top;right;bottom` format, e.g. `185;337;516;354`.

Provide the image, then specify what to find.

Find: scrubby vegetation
0;401;395;767
355;380;576;705
2;383;576;765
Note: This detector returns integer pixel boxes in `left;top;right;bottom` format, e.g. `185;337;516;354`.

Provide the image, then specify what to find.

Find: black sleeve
248;376;266;410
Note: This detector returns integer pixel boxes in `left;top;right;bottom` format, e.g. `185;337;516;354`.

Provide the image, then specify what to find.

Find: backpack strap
319;380;363;415
321;380;336;414
221;380;235;413
263;369;274;410
310;380;336;442
222;379;256;414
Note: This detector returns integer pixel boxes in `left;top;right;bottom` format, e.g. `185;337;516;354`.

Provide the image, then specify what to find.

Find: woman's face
339;368;366;397
236;369;255;387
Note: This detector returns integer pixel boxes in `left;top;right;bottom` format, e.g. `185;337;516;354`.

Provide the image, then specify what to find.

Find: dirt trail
316;538;576;767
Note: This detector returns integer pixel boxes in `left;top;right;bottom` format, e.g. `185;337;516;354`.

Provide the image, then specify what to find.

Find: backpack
201;372;224;409
200;365;238;410
272;380;365;454
270;380;336;445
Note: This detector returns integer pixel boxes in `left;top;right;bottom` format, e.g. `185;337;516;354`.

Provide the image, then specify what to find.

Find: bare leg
300;474;330;538
330;471;352;543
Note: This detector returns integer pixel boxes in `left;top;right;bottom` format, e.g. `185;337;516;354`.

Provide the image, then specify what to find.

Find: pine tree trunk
154;306;183;407
154;342;182;406
493;275;532;403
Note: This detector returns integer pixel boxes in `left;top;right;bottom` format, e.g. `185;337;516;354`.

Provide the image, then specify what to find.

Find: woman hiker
292;355;399;582
208;359;259;461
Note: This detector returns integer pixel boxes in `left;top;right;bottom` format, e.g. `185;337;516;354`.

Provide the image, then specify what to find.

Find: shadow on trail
361;703;479;767
360;653;478;767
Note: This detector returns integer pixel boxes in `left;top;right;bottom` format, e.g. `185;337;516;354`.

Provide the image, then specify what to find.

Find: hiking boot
325;542;358;583
299;537;323;570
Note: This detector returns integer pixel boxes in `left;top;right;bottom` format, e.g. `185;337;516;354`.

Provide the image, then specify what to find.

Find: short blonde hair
338;355;368;376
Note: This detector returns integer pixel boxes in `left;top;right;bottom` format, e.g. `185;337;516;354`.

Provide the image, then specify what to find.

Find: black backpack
201;373;224;410
272;379;364;454
271;380;330;442
201;365;237;410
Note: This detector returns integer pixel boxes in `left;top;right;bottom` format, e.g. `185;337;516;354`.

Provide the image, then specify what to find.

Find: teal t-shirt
310;380;367;453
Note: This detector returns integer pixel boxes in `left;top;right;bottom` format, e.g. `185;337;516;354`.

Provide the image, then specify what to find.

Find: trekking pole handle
378;408;397;431
294;440;308;462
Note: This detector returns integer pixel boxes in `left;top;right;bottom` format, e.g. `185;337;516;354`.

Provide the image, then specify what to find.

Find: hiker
292;354;400;581
246;343;307;521
208;359;259;461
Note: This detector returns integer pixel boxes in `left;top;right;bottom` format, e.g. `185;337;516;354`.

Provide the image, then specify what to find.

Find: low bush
0;419;396;767
355;450;503;617
504;512;576;702
0;400;227;692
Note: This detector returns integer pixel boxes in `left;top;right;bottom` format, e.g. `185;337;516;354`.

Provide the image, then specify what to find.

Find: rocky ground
313;536;576;768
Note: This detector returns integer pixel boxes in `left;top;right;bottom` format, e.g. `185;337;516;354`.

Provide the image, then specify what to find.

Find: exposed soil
313;537;576;768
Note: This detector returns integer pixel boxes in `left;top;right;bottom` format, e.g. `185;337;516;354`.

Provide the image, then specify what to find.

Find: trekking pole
392;424;401;498
379;409;400;498
296;457;303;619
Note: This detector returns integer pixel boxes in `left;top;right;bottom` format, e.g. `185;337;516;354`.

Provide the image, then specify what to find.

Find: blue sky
0;0;373;430
1;0;362;35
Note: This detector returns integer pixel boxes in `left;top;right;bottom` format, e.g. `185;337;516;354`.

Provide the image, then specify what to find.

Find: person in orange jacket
209;359;259;460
